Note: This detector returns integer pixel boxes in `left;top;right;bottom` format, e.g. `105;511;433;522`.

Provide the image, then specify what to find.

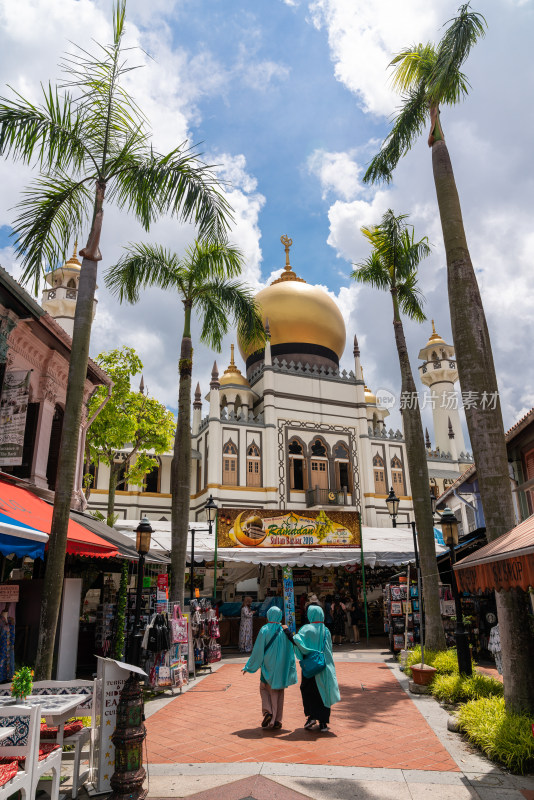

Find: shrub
431;673;503;704
401;646;439;677
457;697;534;774
432;650;460;675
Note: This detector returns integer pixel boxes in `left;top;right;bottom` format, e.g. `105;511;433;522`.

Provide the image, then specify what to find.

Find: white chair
0;678;96;799
0;704;41;800
31;679;96;799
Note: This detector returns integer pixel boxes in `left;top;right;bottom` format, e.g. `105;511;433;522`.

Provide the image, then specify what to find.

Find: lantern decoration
108;672;147;800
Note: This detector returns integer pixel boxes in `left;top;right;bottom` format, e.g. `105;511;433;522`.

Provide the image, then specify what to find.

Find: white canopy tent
114;520;447;568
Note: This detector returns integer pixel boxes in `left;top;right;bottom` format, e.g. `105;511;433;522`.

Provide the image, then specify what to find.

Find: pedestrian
242;606;297;729
239;596;255;653
330;594;346;645
283;605;340;732
304;593;322;625
324;594;333;633
349;597;361;644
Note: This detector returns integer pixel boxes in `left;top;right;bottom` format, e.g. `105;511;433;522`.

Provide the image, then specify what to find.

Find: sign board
0;584;19;603
156;573;168;602
0;371;31;466
282;566;296;633
89;657;147;795
218;509;361;548
292;569;312;586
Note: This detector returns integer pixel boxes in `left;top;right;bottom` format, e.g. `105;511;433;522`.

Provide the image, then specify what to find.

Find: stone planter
411;663;437;686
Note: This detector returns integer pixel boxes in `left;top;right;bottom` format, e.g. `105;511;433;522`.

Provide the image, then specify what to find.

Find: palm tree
0;2;232;680
352;210;445;651
363;5;534;712
106;240;264;605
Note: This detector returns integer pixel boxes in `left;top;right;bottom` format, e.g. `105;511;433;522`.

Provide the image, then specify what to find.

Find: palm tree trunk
171;301;193;606
34;179;105;680
432;139;534;713
391;288;446;651
107;463;117;527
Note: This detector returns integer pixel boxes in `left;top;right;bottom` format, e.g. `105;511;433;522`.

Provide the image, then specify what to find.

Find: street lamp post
204;495;218;598
129;516;153;665
386;487;400;528
439;506;472;676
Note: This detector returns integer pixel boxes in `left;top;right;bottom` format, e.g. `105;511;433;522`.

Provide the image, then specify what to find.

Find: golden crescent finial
280;234;292;270
431;319;436;335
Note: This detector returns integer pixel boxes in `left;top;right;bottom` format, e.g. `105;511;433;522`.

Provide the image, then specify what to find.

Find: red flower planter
411;663;437;685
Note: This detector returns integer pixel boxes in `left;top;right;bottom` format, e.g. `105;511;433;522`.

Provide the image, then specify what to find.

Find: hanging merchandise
191;598;221;670
170;605;188;644
95;576;117;657
0;604;15;682
146;613;171;653
384;581;418;652
141;602;191;691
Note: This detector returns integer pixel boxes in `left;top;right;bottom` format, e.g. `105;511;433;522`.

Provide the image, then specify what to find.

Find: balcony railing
305;486;352;507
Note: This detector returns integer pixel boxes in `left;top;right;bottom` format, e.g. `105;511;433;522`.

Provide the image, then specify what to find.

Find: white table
0;727;15;742
0;695;86;746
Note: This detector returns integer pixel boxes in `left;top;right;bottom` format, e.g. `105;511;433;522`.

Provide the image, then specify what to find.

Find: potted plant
411;662;437;685
11;667;33;702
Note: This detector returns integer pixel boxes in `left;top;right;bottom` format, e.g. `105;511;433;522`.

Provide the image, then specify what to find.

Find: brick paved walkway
145;662;458;771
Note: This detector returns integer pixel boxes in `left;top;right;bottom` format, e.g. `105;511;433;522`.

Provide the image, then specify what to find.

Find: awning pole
360;538;369;644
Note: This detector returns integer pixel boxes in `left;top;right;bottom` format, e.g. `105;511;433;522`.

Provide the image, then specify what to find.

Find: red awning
0;479;118;559
454;515;534;592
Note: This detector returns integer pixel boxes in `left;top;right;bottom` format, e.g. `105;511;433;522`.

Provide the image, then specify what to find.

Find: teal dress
289;605;340;721
243;606;297;689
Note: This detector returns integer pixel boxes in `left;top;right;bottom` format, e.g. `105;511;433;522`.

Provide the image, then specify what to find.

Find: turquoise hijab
293;605;341;708
243;606;298;690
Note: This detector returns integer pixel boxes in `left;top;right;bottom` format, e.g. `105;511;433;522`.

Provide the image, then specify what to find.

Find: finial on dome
230;343;235;366
193;382;202;408
271;235;306;285
65;237;81;269
210;361;220;389
353;333;360;357
281;234;292;270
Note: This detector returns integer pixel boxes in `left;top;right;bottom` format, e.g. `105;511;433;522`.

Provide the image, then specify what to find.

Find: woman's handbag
299;630;327;679
170;604;188;644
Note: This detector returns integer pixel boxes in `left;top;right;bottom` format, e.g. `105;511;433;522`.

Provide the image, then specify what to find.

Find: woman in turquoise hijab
283;604;340;731
242;606;297;729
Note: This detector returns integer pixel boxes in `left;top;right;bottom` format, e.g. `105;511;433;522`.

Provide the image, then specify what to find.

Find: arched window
144;459;160;493
333;441;352;493
222;439;238;485
310;438;328;490
373;452;386;495
67;278;76;289
391;455;405;495
288;438;306;491
431;350;438;361
246;442;261;487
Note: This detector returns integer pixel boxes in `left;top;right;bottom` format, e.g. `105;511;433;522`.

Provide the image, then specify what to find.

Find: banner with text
0;371;31;466
217;509;360;548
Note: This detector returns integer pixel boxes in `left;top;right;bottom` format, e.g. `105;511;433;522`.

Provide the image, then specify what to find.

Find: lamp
204;495;218;597
386;487;400;527
440;507;459;547
129;517;154;665
135;517;153;555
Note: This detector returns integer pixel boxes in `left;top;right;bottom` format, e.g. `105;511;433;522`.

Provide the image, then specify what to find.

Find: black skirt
300;675;330;723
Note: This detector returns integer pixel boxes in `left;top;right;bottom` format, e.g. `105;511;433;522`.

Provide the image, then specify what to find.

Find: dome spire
271;234;306;285
65;238;81;269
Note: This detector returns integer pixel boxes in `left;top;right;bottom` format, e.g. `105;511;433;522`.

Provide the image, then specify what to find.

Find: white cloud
307;149;363;201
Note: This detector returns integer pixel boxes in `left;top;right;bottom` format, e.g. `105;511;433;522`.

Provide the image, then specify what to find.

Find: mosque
41;237;473;526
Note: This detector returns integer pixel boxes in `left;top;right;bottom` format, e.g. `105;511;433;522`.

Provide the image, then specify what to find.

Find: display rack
95;576;117;657
384;581;420;652
191;598;221;673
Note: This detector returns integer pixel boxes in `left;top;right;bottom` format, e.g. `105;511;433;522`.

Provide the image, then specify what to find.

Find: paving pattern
145;663;458;772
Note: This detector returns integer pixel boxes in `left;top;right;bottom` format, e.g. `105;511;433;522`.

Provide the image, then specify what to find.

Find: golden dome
63;240;81;271
424;319;445;348
219;344;251;388
238;235;346;361
361;368;377;405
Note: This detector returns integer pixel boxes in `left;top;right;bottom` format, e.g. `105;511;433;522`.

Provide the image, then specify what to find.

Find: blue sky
0;0;533;441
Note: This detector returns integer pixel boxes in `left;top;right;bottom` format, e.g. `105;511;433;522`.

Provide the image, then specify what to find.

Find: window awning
0;478;118;559
454;515;534;592
0;514;48;559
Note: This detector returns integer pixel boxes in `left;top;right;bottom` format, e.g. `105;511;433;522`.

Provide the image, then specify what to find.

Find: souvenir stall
191;598;221;671
140;602;192;691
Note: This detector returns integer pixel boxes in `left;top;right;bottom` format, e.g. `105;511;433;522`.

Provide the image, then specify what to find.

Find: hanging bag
171;605;188;644
298;628;327;679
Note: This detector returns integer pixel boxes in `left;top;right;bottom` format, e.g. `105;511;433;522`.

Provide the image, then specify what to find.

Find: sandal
261;712;272;728
304;717;316;730
272;721;282;729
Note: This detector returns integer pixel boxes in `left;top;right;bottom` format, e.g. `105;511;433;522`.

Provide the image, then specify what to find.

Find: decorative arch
222;438;238;485
288;436;306;491
223;439;238;455
310;436;329;458
309;436;329;491
373;451;386;495
246;440;261;487
67;278;77;289
391;454;405;495
333;441;352;493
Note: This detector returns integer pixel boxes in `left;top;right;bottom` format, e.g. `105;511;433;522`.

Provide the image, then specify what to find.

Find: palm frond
351;251;392;291
183;240;244;284
195;279;264;351
112;146;233;238
11;173;93;292
363;83;428;184
105;242;182;303
430;4;486;101
397;275;427;322
0;87;93;173
389;43;436;92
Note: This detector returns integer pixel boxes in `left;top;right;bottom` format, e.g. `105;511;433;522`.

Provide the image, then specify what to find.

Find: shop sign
143;575;152;588
282;566;296;633
0;371;31;466
218;509;361;548
0;584;19;602
156;573;168;602
292;569;312;586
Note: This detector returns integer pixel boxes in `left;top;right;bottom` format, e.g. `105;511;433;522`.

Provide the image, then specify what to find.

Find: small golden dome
361;368;377;405
238;235;346;361
63;240;81;271
219;344;251;388
425;319;445;347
